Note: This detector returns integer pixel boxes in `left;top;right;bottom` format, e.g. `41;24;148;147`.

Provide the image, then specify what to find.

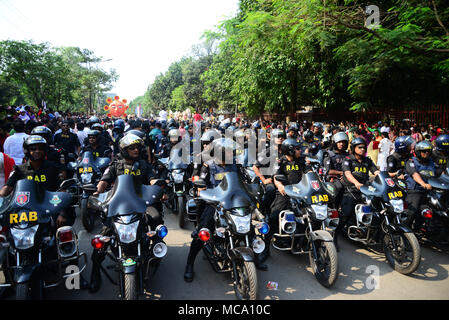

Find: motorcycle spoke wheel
233;260;257;300
309;241;338;288
383;232;421;275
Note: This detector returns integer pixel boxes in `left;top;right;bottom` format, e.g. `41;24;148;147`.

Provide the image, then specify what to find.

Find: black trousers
405;190;425;228
266;192;290;241
186;203;215;265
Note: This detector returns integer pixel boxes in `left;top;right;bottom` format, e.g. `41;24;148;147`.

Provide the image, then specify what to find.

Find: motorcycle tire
16;282;30;300
178;196;186;229
123;273;138;300
383;232;421;275
81;198;95;232
309;240;339;288
233;260;257;300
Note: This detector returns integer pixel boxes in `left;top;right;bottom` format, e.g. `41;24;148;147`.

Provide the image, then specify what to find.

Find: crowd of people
1;103;449;294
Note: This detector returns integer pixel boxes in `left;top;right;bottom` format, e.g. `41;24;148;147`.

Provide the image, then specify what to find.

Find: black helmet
201;129;220;144
435;134;449;152
303;130;314;142
415;141;433;160
86;116;100;128
281;138;301;156
87;129;100;139
288;122;299;132
119;134;144;160
350;137;367;153
31;126;53;144
113;119;125;131
23;135;48;160
394;136;409;154
271;128;286;141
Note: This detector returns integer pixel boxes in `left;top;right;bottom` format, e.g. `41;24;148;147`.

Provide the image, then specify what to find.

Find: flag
135;104;142;118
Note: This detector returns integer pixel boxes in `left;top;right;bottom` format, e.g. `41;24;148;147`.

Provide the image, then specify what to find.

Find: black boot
258;237;271;263
184;264;194;282
88;251;105;293
333;233;340;253
254;254;268;271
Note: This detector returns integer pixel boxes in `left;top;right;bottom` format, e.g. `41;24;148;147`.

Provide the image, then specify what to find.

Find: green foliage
0;40;118;112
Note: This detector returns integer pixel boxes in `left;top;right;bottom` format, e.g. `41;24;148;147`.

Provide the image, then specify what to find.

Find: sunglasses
294;146;301;151
127;145;140;151
29;146;45;151
356;145;366;149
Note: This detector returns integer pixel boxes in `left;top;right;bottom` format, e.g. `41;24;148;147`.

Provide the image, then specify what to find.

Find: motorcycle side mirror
59;178;77;190
274;175;288;184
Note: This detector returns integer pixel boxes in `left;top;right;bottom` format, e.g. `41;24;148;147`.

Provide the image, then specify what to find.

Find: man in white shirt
378;132;393;171
380;122;390;134
3;120;29;165
159;109;168;122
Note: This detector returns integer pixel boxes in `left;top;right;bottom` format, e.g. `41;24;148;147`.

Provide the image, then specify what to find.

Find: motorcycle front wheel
178;196;186;229
233;260;257;300
309;240;339;288
123;272;138;300
383;232;421;275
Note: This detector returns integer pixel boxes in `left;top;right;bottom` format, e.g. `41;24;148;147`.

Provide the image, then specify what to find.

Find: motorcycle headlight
229;213;251;234
172;171;184;184
114;221;139;244
11;225;39;250
81;173;93;184
389;199;404;213
311;204;328;221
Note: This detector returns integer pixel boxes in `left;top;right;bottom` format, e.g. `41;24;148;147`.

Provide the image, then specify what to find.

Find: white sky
0;0;239;101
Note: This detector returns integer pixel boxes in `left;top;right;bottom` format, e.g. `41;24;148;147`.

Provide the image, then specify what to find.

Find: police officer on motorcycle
89;134;163;293
323;132;350;211
404;140;437;229
386;136;414;179
79;129;112;160
184;138;267;283
433;134;449;177
258;138;308;262
335;137;380;251
0;135;75;228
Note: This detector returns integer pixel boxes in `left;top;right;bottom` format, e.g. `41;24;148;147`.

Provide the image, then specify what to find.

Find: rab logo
15;192;30;206
385;178;395;187
311;180;320;191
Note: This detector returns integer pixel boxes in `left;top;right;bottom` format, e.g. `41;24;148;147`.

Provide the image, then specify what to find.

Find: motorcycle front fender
387;223;412;235
14;263;41;284
310;230;334;242
230;247;254;262
120;260;137;274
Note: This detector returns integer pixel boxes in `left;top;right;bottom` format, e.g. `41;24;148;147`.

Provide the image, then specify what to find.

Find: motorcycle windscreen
95;157;111;170
168;147;190;170
199;171;254;210
428;177;449;191
284;172;331;205
105;175;150;217
236;148;257;168
1;179;71;225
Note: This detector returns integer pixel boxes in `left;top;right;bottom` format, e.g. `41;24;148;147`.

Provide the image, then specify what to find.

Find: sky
0;0;239;101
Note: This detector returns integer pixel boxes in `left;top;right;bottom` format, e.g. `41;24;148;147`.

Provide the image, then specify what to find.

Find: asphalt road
30;205;448;300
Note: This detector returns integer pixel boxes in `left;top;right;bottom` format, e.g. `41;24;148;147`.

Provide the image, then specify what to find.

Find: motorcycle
160;151;192;229
189;171;267;300
88;173;168;300
0;179;87;300
68;151;111;232
414;168;449;245
274;172;340;288
344;171;421;275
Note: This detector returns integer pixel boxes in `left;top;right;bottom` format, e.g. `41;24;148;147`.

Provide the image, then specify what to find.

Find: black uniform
324;150;349;208
80;144;112;159
100;159;155;186
386;152;410;174
6;160;75;224
432;150;448;177
268;155;307;238
54;131;80;155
